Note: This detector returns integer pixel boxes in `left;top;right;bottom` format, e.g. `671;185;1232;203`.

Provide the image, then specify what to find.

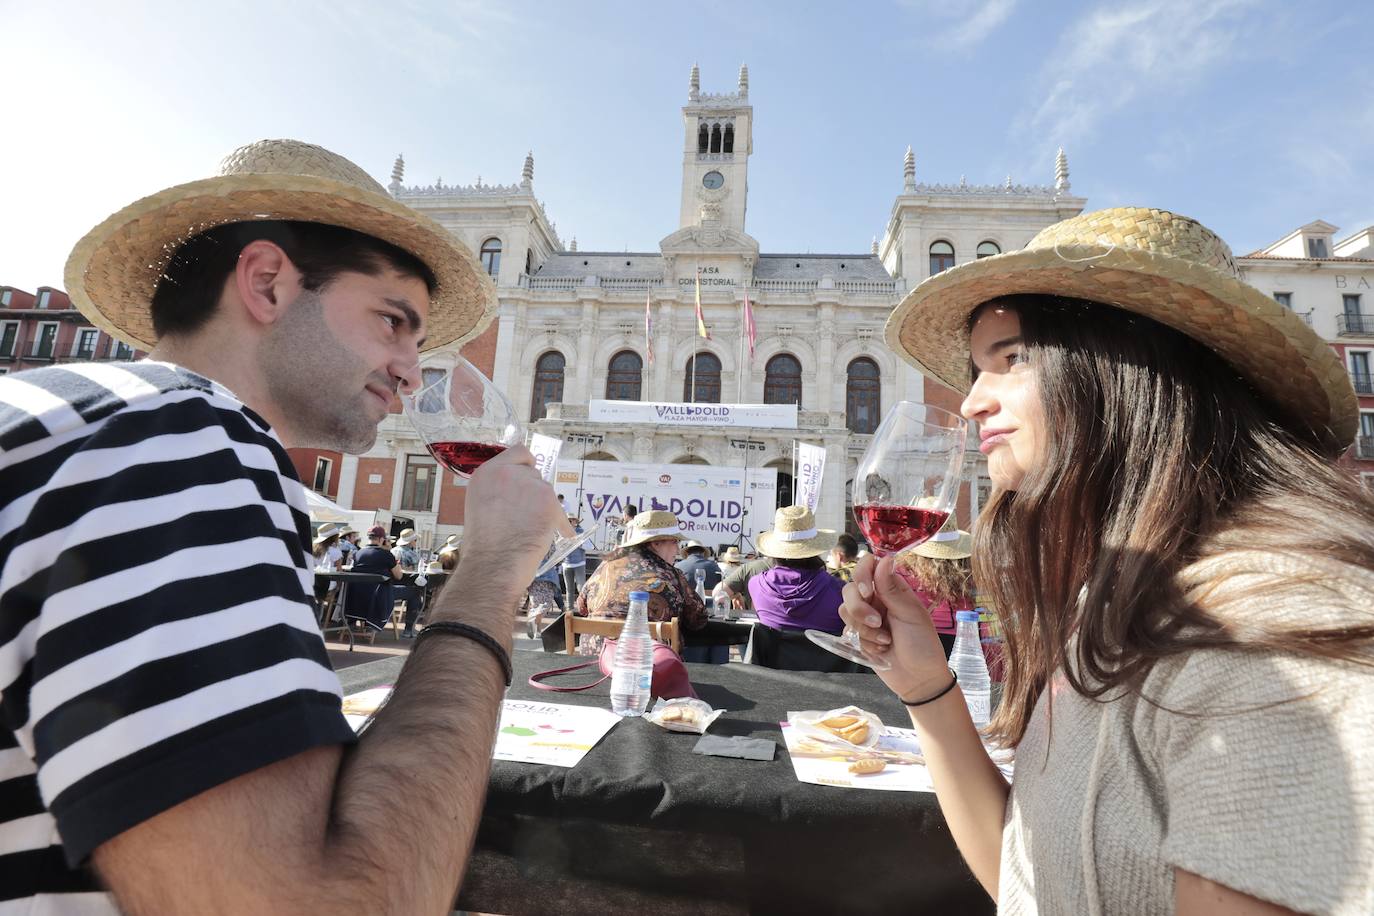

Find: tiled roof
1240;253;1374;263
532;252;893;281
754;255;891;281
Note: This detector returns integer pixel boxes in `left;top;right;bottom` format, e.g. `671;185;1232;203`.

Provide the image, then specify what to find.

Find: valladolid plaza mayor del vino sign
587;400;799;429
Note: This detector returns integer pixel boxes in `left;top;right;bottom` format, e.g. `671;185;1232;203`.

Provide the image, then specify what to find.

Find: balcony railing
1337;313;1374;337
1356;436;1374;460
1353;371;1374;396
754;279;819;293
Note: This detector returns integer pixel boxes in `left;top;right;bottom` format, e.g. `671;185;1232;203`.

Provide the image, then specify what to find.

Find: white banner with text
587;400;798;429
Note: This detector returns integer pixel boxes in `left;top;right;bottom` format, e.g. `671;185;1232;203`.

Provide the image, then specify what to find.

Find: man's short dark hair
836;533;859;561
624;505;638;518
151;220;438;338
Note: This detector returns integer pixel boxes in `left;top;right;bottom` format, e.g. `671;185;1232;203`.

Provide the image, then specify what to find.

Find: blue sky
3;0;1371;293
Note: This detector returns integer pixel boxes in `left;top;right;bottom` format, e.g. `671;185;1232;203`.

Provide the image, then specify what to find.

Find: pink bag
528;638;697;699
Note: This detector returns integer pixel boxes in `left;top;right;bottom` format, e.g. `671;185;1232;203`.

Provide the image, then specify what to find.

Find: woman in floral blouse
573;509;708;654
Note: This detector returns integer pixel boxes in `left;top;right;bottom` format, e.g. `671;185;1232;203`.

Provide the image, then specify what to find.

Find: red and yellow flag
695;269;711;340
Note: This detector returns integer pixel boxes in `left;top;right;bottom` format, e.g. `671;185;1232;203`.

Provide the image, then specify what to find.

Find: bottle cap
629;590;650;602
955;610;980;622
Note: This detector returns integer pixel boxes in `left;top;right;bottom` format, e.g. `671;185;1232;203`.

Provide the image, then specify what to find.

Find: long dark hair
975;295;1374;747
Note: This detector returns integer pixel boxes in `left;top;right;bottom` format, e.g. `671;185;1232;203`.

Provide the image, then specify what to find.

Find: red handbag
529;638;697;699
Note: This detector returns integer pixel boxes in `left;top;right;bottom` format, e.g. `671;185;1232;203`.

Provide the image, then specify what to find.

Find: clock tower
679;63;752;233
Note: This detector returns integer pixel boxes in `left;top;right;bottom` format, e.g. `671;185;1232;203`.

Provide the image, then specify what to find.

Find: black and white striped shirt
0;361;355;910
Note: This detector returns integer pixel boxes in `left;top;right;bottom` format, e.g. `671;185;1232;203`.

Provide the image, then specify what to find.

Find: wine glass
402;355;599;576
806;401;968;670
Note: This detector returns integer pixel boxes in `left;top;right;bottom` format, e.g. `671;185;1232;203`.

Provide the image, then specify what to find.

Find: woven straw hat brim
885;240;1357;454
622;531;684;549
757;528;838;560
912;531;973;560
65;172;497;353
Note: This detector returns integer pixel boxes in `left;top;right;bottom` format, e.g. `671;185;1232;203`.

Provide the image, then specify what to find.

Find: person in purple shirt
748;506;845;635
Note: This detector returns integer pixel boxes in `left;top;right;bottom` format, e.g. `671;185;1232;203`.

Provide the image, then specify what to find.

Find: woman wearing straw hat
842;207;1374;913
894;523;975;659
573;510;708;655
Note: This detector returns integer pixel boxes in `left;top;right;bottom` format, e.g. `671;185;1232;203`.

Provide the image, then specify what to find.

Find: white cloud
897;0;1019;49
1020;0;1260;148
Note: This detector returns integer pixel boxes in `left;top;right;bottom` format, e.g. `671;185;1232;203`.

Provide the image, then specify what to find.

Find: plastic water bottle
694;569;707;602
610;590;654;717
712;592;731;620
950;610;991;729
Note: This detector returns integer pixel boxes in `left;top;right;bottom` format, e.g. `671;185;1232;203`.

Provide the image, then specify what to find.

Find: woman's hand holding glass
839;555;959;703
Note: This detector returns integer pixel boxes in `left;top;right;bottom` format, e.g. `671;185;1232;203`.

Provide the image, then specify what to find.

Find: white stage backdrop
553;460;778;554
587;400;798;429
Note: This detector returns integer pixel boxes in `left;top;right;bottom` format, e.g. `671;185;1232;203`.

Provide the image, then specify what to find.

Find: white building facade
339;66;1086;547
1238;221;1374;487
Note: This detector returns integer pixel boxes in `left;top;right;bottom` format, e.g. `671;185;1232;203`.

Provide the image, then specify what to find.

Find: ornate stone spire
388;153;405;193
1055;147;1070;193
1005;174;1013;191
871;236;879;255
521;150;534;189
569;237;577;252
903;146;916;191
689;63;700;101
738;63;749;98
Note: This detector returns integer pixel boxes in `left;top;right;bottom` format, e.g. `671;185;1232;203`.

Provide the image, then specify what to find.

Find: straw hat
757;505;837;560
621;510;684;548
64;139;497;353
395;528;417;547
339;527;358;538
913;528;973;560
312;523;342;547
719;546;743;564
885;207;1358;454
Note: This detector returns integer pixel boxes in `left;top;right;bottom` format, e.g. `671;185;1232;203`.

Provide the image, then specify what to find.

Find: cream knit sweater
997;551;1374;915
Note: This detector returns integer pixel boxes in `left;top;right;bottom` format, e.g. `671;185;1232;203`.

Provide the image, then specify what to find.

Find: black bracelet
415;621;513;687
900;670;958;707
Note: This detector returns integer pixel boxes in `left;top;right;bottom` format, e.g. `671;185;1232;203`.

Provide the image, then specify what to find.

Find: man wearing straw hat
0;140;562;912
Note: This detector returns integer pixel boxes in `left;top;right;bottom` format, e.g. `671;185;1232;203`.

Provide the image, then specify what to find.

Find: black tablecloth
339;652;992;915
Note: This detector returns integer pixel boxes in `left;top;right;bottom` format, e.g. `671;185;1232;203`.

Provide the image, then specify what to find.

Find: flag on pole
694;269;711;340
645;289;655;365
742;288;757;363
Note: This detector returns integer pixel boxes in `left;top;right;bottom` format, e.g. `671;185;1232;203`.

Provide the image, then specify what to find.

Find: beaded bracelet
900;669;958;707
415;621;513;687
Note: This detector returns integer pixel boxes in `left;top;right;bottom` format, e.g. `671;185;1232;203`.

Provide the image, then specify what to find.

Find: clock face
702;170;725;190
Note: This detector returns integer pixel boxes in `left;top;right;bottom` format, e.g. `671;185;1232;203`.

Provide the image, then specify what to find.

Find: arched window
698;124;709;153
530;351;565;421
683;352;722;403
764;353;802;407
480;237;502;277
710;124;722;153
766;460;795;511
671;454;709;466
845;358;881;434
929;240;955;275
723;124;735;154
976;240;1001;259
606;350;643;401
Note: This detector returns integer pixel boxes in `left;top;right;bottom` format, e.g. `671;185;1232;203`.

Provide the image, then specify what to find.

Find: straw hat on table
885;206;1358;455
757;505;837;560
64;139;497;353
620;510;685;549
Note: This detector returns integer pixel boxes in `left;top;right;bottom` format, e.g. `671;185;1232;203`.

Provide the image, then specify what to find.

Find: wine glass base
533;524;601;577
804;629;892;671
